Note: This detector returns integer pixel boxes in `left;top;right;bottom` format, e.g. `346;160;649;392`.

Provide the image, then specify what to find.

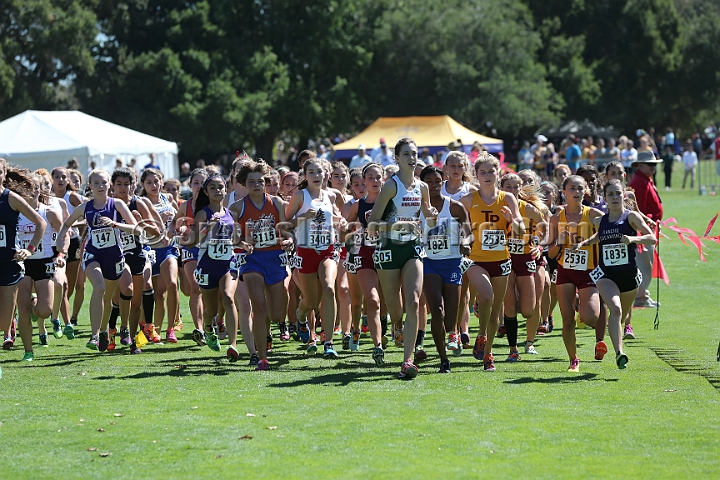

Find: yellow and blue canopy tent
333;115;503;158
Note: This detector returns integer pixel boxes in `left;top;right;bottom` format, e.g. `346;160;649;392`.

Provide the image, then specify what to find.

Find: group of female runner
0;139;655;377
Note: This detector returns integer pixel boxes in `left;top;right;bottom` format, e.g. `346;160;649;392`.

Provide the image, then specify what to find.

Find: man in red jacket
629;151;663;307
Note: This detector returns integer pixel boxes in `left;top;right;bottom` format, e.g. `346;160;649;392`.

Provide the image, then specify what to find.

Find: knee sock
504;315;518;348
380;315;388;336
108;303;120;330
142;290;155;326
415;329;425;348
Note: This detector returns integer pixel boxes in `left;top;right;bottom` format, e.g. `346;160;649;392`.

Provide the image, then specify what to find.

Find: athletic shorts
472;258;512;278
423;257;465;285
510;253;537;277
239;249;289;285
555;264;595;290
24;257;56;282
67;237;82;263
125;247;150;276
82;251;125;281
0;261;24;286
591;266;642;293
180;246;199;266
195;258;235;290
293;247;339;275
339;246;348;263
151;246;179;276
373;242;425;270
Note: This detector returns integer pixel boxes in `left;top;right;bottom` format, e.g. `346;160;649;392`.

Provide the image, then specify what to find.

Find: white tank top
295;189;335;250
441;181;472;202
423;198;461;259
382;176;422;241
47;197;63;246
63;191;80;238
18;203;53;260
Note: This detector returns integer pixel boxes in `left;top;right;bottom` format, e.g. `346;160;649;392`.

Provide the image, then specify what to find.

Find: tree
0;0;98;118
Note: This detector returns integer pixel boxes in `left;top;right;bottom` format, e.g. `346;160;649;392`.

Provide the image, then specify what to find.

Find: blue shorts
0;261;24;286
151;246;179;276
239;249;289;285
82;251;125;281
423;257;463;285
195;258;235;290
180;246;199;266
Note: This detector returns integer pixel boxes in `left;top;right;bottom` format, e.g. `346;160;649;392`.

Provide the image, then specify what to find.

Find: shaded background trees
1;0;719;162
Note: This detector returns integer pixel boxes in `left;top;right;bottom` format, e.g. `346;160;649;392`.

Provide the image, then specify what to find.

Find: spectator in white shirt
373;140;394;168
682;140;698;189
621;140;638;170
349;144;373;169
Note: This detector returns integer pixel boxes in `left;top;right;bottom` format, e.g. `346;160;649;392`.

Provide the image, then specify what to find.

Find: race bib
279;252;288;267
21;239;43;255
91;227;117;249
500;259;512;276
252;227;277;248
414;245;427;259
482;230;506;251
208;240;233;261
343;259;357;274
602;243;628;267
115;259;125;276
181;248;195;263
45;261;56;275
459;257;474;275
427;235;450;256
0;225;6;247
526;260;537;273
589;265;605;283
551;269;557;284
194;269;209;286
373;250;393;264
507;238;525;255
51;232;58;246
563;249;588;271
363;231;379;247
82;251;94;265
310;231;332;249
120;232;137;251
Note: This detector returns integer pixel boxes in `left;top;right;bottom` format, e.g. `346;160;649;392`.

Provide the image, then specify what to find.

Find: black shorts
0;261;24;286
592;266;642;293
24;257;56;282
125;251;148;276
67;237;82;262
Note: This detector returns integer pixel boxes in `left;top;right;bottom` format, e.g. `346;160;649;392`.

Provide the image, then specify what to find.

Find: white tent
0;110;179;178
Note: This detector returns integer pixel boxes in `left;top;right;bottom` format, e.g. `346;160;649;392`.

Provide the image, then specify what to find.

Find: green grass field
1;182;719;479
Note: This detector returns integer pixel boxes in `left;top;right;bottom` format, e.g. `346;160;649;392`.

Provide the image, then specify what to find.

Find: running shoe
623;325;635;340
333;326;341;336
51;319;63;339
107;328;116;352
505;352;520;362
143;323;161;343
248;353;260;367
174;315;183;331
447;333;461;356
306;342;318;355
323;343;339;359
568;358;580;372
361;314;369;334
524;342;538;355
129;342;142;354
483;353;496;372
320;330;327;343
227;345;239;362
414;348;427;363
279;322;290;341
216;320;227;340
634;298;659;308
461;332;471;350
350;331;360;352
537;323;548;335
372;347;385;366
399;361;418;379
70;316;78;326
21;351;34;362
547;315;554;333
63;323;75;340
298;322;310;343
206;331;220;351
2;336;13;350
616;352;629;370
99;331;109;352
393;326;404;347
86;335;99;350
119;328;131;346
256;358;269;371
191;328;206;346
342;333;351;350
289;322;298;341
166;328;178;344
594;340;608;361
472;335;487;360
496;324;506;338
439;359;451;373
39;334;48;348
266;335;273;354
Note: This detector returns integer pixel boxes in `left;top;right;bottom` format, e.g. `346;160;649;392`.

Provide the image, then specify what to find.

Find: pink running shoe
166;328;178;344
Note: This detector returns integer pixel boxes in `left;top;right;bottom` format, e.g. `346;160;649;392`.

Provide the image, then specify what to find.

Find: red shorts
510;253;537;277
555;265;595;290
471;258;512;278
295;247;339;275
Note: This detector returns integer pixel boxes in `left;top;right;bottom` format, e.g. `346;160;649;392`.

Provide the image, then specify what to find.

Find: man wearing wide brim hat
629;150;663;308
